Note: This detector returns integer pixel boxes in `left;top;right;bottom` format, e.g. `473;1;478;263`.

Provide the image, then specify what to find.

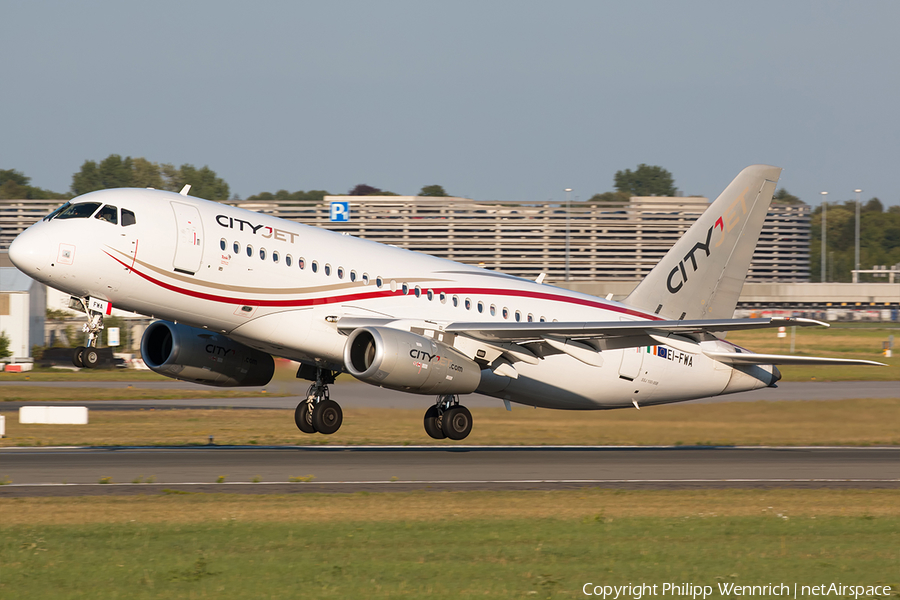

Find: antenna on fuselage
180;184;192;196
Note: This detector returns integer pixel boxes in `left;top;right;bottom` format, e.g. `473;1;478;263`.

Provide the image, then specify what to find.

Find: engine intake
141;320;274;387
343;327;481;394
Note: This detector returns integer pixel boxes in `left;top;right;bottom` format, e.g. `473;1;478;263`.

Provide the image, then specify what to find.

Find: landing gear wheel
423;405;446;440
294;400;316;433
72;346;85;368
312;399;343;435
83;347;101;369
441;405;472;440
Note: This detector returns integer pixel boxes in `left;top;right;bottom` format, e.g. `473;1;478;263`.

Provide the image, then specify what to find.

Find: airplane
7;165;884;440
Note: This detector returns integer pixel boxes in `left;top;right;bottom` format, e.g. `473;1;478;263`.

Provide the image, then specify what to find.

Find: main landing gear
424;395;473;441
294;367;343;435
71;299;105;369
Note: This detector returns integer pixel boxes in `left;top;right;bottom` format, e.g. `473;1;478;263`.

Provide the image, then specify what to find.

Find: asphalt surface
1;446;897;497
1;380;898;412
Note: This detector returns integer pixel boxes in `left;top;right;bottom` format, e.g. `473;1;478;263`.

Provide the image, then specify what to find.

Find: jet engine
140;320;274;387
343;327;481;394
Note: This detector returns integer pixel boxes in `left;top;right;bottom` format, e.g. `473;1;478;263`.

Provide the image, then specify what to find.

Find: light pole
854;189;862;283
820;191;828;282
564;188;572;281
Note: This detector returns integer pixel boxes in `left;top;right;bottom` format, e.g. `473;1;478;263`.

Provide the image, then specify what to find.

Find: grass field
3;398;899;447
2;490;898;599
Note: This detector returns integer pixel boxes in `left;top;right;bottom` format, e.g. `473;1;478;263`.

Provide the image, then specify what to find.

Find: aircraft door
618;346;644;381
171;201;204;274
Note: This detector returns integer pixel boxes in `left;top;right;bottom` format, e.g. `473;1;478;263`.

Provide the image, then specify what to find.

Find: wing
441;316;826;342
337;316;886;370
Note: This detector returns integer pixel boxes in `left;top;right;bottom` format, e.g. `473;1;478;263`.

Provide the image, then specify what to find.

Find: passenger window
272;250;279;263
503;307;509;319
490;304;496;316
337;267;344;279
259;248;266;260
350;270;357;282
94;205;118;224
452;295;459;308
246;245;253;257
527;314;534;322
285;255;292;267
515;311;521;322
362;273;369;285
414;286;421;298
56;202;101;220
299;257;305;269
312;261;318;273
402;283;409;295
220;239;227;251
324;264;331;276
233;241;241;254
376;277;383;288
540;316;546;322
464;298;471;310
121;209;137;227
477;302;484;313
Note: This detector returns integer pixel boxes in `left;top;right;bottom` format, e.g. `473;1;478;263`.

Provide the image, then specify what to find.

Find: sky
3;1;899;207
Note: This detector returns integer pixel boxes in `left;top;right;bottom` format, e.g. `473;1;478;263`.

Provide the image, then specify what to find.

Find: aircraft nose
8;226;49;277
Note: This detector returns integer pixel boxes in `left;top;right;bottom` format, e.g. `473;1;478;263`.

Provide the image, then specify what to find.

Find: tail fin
624;164;782;320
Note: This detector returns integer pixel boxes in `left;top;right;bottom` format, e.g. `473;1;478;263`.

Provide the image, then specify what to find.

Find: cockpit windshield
43;202;71;221
54;202;102;220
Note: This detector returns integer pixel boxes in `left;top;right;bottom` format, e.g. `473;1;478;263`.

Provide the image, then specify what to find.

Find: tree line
809;199;900;283
0;155;452;203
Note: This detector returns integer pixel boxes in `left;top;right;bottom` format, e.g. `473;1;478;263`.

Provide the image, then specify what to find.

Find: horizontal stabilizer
703;351;886;367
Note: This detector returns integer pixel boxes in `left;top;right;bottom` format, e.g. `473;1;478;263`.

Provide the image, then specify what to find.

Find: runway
0;380;898;412
1;446;897;497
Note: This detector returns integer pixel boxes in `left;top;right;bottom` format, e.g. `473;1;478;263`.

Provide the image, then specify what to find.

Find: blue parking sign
330;201;350;222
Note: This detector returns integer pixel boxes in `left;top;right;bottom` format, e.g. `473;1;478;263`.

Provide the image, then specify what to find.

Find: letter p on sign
330;201;350;222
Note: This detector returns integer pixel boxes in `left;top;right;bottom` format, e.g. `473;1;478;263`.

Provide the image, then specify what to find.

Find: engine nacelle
343;327;481;394
140;320;274;387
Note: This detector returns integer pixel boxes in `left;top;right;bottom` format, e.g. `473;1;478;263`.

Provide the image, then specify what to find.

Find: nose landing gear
294;366;343;435
71;298;106;369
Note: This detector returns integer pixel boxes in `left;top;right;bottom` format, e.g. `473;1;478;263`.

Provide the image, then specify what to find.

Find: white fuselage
9;188;771;409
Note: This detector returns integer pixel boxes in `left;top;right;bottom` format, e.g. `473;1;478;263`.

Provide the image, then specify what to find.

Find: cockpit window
121;209;136;227
43;202;71;221
94;204;118;224
55;202;102;220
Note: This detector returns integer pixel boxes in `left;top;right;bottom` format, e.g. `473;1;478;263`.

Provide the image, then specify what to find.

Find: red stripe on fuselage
104;251;660;320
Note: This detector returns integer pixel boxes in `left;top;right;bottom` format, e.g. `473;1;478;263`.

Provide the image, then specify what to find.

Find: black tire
72;346;85;368
441;405;472;440
423;405;446;440
312;400;343;435
83;347;101;368
294;400;316;434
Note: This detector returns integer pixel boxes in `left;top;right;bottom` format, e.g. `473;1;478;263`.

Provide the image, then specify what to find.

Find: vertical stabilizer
623;165;781;320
